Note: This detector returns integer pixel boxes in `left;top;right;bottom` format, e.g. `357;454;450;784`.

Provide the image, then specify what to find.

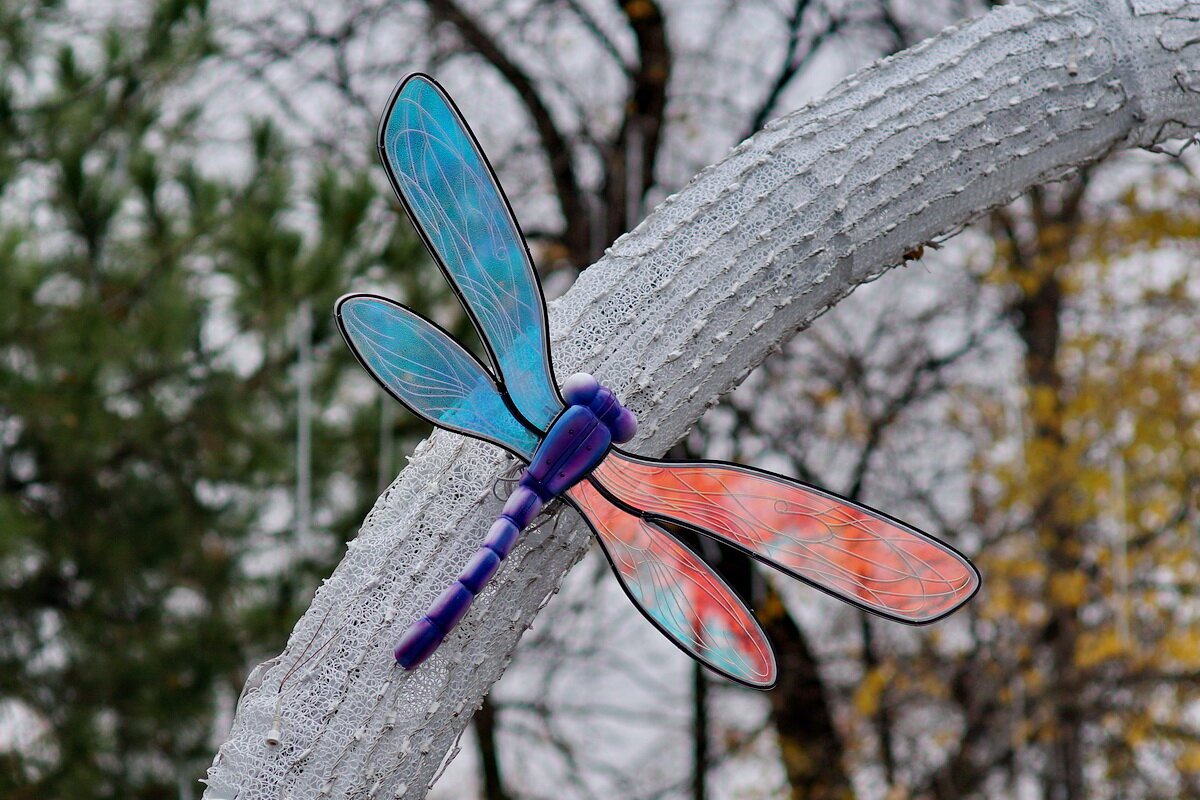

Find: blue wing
379;74;562;432
336;294;539;460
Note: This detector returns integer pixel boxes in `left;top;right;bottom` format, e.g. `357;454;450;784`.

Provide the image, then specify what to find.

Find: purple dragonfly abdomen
394;374;637;669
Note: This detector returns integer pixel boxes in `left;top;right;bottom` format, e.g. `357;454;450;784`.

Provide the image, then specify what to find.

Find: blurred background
0;1;1197;798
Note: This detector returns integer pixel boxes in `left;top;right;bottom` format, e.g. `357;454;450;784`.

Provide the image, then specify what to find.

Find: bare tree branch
427;0;591;265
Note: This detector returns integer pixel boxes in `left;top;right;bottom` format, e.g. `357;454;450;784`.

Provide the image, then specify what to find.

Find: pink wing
590;452;979;624
565;479;777;688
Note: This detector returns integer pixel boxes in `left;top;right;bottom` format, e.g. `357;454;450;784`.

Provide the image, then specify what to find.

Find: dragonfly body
394;373;637;668
337;73;979;688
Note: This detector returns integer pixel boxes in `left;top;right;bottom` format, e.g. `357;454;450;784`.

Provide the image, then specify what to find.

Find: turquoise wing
336;294;539;460
379;74;562;432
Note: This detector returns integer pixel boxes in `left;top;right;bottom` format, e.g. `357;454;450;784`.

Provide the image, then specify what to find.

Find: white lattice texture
204;0;1200;797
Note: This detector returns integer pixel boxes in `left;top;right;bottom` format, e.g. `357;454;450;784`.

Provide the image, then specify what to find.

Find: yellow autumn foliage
1048;571;1089;607
1162;629;1200;668
1073;628;1127;669
732;155;1200;797
852;664;894;717
1177;745;1200;775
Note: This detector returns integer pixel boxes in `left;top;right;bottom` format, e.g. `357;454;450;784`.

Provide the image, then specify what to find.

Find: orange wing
566;480;777;688
590;452;979;624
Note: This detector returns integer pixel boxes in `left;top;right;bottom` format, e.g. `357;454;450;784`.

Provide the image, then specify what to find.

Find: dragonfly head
561;372;638;444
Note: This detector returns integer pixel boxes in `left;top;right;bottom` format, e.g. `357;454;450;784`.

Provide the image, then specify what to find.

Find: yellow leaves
810;385;842;407
933;164;1200;788
916;670;955;703
1036;221;1074;254
853;664;895;717
1137;494;1176;531
1012;599;1044;626
1012;718;1036;748
1083;183;1200;260
975;548;1046;624
1144;275;1191;305
839;404;869;440
1021;666;1046;693
1126;715;1153;747
754;586;789;626
1010;266;1047;296
1074;466;1111;499
1025;439;1064;487
1162;547;1197;572
1074;628;1127;669
1048;571;1088;608
1027;385;1061;425
1162;629;1200;668
1177;745;1200;775
622;0;657;20
1119;184;1139;211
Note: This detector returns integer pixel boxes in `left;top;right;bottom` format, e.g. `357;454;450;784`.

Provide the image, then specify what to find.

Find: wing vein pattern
567;480;776;687
379;75;561;431
337;295;539;458
592;453;978;623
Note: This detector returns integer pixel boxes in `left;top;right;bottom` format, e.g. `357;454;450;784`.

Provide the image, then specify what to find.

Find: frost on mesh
202;0;1200;795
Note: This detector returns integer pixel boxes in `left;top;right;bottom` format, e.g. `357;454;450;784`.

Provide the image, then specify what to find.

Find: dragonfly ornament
336;74;980;689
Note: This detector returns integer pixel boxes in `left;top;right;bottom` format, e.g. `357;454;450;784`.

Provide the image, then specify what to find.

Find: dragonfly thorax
560;373;637;444
517;374;637;501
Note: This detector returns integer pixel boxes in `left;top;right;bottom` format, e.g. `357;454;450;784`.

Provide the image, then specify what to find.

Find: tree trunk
203;1;1200;797
762;584;855;800
472;696;510;800
999;179;1091;800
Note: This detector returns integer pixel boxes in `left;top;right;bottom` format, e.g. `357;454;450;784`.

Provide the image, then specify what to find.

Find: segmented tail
393;482;546;669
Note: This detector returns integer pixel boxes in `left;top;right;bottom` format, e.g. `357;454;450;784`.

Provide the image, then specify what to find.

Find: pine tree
0;2;430;796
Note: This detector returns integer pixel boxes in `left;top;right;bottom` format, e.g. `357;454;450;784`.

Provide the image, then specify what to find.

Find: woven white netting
203;0;1200;797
